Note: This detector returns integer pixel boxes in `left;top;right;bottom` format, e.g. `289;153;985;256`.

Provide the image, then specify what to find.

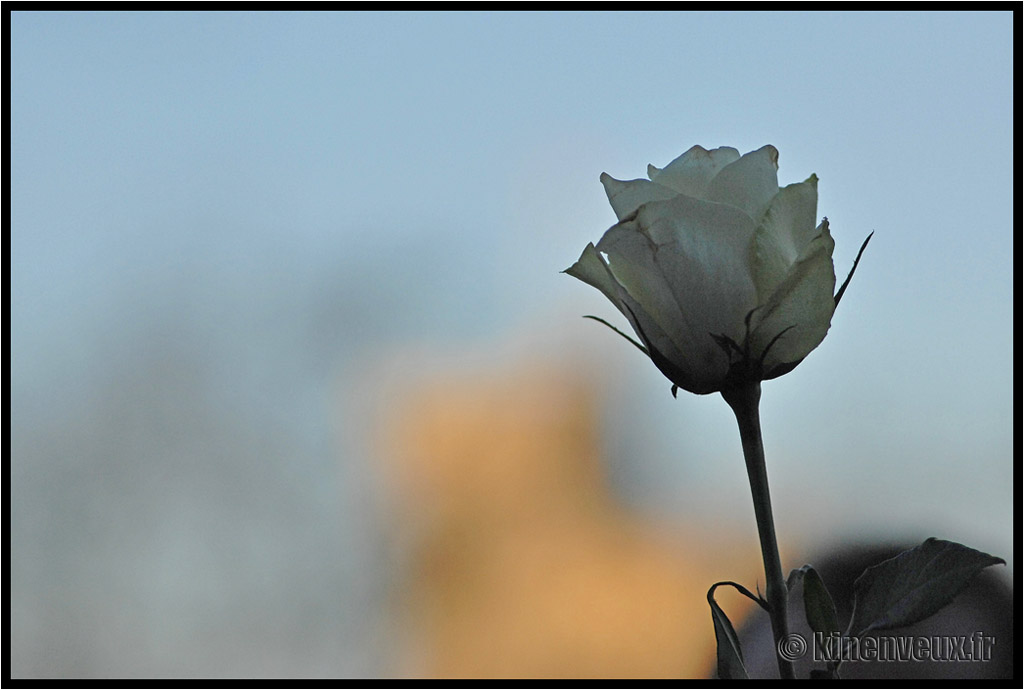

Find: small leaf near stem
707;582;756;679
789;565;842;678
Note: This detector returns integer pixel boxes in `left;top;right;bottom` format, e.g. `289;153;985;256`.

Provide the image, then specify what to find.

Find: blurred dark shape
731;541;1013;680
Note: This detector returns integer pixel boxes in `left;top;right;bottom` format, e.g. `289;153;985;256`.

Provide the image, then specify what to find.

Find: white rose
566;144;868;396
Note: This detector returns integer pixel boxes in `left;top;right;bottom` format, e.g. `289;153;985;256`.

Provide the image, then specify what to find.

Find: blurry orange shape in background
372;354;761;678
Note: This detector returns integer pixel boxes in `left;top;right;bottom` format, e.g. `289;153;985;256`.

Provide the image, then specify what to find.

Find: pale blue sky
11;11;1013;677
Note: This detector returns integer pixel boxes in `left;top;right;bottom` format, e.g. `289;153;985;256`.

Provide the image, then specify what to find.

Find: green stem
722;381;794;680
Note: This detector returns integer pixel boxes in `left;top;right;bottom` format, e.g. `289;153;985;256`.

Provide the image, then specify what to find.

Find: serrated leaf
707;582;749;680
846;538;1004;638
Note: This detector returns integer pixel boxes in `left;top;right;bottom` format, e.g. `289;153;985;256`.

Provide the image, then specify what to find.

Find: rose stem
721;381;795;680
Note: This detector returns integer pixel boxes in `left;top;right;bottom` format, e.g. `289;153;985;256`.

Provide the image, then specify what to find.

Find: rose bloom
566;144;867;396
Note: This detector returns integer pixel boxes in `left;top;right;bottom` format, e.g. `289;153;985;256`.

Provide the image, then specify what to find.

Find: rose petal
635;195;760;345
565;242;708;392
595;220;704;363
750;221;837;371
705;144;780;221
598;196;759;384
600;173;678;222
564;242;629;308
752;175;820;300
648;145;740;200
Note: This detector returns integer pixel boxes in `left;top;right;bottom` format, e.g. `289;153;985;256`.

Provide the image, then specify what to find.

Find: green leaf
845;538;1004;638
707;582;749;680
800;565;840;639
789;565;842;678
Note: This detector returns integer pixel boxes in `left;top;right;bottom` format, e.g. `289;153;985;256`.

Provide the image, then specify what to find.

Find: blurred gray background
11;11;1013;678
